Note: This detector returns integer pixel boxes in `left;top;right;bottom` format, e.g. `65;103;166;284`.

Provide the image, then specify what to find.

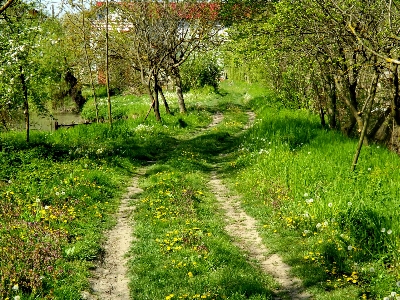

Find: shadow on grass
0;101;332;299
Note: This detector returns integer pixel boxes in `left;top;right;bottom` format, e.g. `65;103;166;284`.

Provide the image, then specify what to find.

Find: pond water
14;112;84;132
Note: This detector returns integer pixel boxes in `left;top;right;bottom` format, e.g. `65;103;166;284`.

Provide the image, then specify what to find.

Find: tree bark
351;70;379;172
157;83;170;114
153;76;161;121
328;75;338;129
145;75;161;122
311;72;326;127
0;0;14;15
105;0;112;126
368;107;391;140
20;66;29;143
391;63;400;125
173;68;186;113
335;75;360;135
338;49;362;135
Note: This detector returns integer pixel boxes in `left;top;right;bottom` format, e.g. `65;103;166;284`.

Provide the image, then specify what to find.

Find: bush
180;53;222;92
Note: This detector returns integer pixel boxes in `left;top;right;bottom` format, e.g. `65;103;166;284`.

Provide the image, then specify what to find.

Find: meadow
1;82;400;299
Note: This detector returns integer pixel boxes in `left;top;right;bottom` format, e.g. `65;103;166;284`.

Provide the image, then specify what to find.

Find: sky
40;0;66;17
41;0;93;17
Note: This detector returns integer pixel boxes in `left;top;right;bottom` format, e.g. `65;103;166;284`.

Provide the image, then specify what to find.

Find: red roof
95;1;220;21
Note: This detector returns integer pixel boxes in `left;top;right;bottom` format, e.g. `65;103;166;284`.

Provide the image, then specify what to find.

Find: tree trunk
157;83;171;114
105;0;112;126
20;66;29;143
173;68;186;113
145;75;161;122
82;0;99;123
368;107;391;140
153;76;161;121
311;73;326;127
319;106;326;127
334;76;360;135
351;70;379;172
338;49;362;135
391;63;400;125
328;76;338;129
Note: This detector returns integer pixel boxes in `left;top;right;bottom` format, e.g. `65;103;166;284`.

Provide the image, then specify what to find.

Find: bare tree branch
347;22;400;65
0;0;15;15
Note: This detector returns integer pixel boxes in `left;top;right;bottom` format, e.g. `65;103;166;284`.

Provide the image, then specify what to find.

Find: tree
224;0;400;167
116;0;222;119
62;1;105;120
180;51;222;92
0;1;49;141
161;1;223;113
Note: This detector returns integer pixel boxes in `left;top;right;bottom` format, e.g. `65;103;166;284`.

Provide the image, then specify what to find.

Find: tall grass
225;82;400;299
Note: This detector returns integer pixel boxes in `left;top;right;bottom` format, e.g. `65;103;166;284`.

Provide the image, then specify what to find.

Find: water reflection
14;112;84;132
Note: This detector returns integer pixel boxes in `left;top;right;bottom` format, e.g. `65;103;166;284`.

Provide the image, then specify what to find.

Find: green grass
2;81;400;299
129;86;277;299
221;82;400;299
0;85;274;299
131;168;275;299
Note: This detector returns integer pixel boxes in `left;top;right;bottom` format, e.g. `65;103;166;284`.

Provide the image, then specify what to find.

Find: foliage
0;2;74;131
0;83;266;298
0;1;43;127
223;0;400;148
180;52;222;92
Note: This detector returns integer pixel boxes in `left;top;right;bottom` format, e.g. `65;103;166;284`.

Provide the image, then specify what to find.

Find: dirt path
209;110;311;300
243;111;256;130
209;174;311;300
85;110;309;299
82;175;143;300
203;112;224;131
83;113;226;299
